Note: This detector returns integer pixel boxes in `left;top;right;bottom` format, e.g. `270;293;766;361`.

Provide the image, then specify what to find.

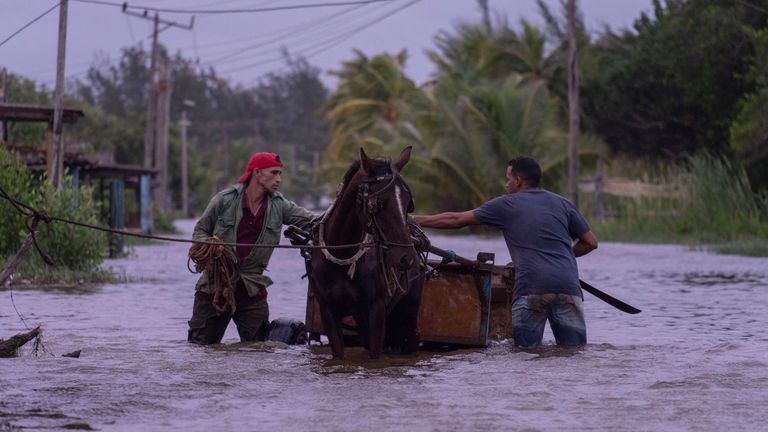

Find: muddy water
1;220;767;431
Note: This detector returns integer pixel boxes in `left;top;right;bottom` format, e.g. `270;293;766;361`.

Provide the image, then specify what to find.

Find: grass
1;258;121;289
580;154;768;256
706;239;768;257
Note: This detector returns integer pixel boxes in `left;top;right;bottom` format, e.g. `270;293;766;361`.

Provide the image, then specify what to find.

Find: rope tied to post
0;185;55;266
0;184;377;251
187;237;238;315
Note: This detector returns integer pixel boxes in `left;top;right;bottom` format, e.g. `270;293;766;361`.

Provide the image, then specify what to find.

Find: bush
0;148;36;254
588;153;768;252
0;147;107;271
678;153;767;242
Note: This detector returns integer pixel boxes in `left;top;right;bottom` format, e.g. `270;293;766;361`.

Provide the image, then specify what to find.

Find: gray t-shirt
473;189;590;300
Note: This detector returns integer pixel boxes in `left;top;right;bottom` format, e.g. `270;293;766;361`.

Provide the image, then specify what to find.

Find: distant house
1;102;156;245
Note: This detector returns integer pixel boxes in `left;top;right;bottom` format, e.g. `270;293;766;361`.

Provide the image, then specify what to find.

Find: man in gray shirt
412;157;598;347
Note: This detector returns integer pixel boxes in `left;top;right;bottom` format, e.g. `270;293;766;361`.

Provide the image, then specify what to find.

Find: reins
315;162;420;309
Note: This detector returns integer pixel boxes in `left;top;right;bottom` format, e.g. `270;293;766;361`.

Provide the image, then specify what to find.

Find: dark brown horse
310;147;424;359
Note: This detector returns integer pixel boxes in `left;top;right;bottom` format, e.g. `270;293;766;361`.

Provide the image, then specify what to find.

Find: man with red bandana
187;152;315;345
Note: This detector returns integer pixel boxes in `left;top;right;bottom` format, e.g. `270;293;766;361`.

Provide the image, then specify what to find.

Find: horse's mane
340;157;392;188
329;157;392;217
341;160;361;187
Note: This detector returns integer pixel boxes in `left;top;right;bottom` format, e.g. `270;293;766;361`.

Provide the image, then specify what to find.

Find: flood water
2;219;767;431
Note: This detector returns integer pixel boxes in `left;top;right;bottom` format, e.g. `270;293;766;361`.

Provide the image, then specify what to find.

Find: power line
71;0;393;14
0;2;63;49
206;3;382;65
243;0;420;83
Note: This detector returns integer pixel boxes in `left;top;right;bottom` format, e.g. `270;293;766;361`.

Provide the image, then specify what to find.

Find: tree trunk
0;327;40;358
567;0;580;209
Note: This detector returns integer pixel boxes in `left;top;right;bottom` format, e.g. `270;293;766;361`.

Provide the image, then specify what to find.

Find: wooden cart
305;252;515;347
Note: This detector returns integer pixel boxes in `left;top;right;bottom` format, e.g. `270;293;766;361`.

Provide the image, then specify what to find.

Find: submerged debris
0;326;41;358
62;350;82;358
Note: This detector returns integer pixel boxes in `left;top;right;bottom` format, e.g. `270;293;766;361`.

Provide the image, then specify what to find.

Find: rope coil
187;237;238;315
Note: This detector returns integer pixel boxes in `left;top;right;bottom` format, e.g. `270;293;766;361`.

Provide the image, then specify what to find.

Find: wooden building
1;103;156;252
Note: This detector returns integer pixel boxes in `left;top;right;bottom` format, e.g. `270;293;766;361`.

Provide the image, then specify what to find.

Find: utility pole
122;6;194;169
567;0;580;208
154;58;172;212
477;0;492;35
123;6;194;219
143;12;159;170
179;99;194;217
50;0;68;189
0;68;7;142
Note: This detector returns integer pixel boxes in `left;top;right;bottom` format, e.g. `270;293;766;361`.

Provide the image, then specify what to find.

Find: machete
425;244;641;314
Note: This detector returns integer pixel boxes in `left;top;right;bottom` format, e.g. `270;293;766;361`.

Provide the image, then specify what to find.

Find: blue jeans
512;293;587;347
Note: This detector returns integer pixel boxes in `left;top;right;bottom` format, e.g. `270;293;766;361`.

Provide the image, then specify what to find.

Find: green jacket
192;183;315;297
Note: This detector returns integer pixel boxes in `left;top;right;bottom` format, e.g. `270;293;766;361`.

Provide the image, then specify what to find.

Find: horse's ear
393;146;412;172
360;147;373;174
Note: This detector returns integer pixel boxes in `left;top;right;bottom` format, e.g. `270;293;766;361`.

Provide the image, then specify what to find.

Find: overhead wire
205;2;384;65
225;0;420;79
18;0;419;88
189;3;370;57
125;12;137;43
0;2;63;49
71;0;393;14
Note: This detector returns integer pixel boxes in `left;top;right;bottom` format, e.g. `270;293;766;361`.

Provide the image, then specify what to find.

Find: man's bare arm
573;230;598;257
411;211;483;229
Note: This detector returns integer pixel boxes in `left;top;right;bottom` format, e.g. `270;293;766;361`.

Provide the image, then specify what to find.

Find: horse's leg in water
383;271;423;354
354;312;371;350
318;300;345;359
313;277;346;359
397;278;424;354
367;298;387;359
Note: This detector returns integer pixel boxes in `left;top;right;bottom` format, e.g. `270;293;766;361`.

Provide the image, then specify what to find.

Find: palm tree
493;19;562;85
323;50;421;165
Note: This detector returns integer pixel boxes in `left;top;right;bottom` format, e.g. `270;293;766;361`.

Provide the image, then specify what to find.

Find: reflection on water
678;271;764;286
1;221;767;431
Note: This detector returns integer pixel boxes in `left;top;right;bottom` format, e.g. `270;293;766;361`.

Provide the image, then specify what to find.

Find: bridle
354;163;420;307
315;162;419;302
356;165;415;248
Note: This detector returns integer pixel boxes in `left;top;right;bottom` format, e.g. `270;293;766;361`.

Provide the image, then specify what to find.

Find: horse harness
314;165;424;305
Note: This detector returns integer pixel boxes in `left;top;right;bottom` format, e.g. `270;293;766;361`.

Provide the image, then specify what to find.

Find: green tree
320;48;431;198
252;56;329;205
4;73;51;145
581;0;768;159
730;27;768;191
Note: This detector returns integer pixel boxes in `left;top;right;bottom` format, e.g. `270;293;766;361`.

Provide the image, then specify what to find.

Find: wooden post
140;174;152;233
567;0;580;208
0;233;37;288
154;58;171;212
595;158;605;221
144;13;159;170
109;178;125;256
0;68;7;142
50;0;69;189
180;110;190;217
477;0;492;35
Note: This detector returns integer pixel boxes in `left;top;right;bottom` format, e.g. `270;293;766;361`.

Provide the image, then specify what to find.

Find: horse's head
357;146;416;270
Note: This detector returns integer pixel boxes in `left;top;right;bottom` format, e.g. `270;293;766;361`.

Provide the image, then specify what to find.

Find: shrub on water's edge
678;153;767;242
153;204;179;234
0;148;38;255
585;154;768;255
708;239;768;257
0;147;109;280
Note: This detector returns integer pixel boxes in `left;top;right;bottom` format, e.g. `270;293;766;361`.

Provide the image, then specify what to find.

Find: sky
0;0;654;90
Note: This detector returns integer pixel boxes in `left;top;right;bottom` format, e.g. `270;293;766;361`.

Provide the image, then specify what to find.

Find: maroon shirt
234;189;268;306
